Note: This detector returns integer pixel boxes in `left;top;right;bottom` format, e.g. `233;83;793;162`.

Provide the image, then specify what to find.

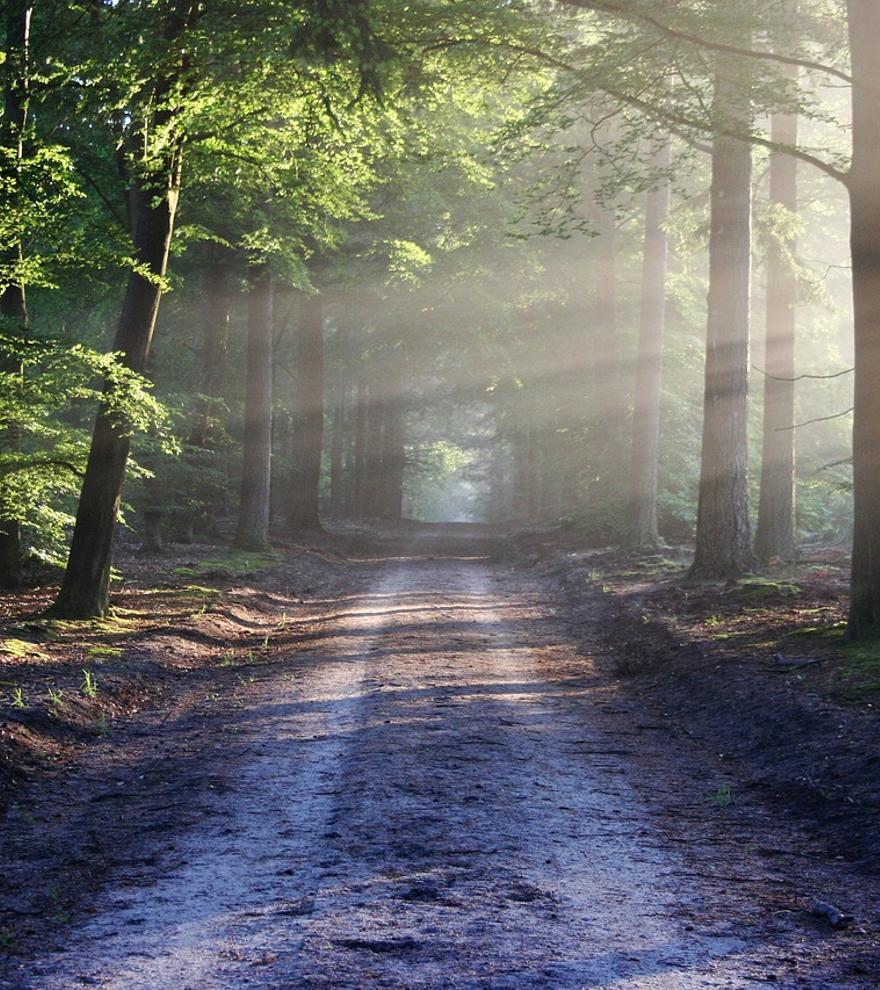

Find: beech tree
755;100;799;564
846;0;880;639
234;264;274;551
0;0;870;641
50;0;196;616
690;49;754;580
287;294;325;532
0;1;31;588
628;135;671;549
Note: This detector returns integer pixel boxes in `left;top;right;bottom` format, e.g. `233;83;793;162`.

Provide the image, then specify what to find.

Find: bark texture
0;1;31;589
52;158;182;616
379;399;405;520
234;264;274;551
628;136;671;549
755;99;798;564
328;326;348;516
191;253;231;450
353;378;368;518
690;58;754;580
287;294;325;532
847;0;880;638
52;3;196;617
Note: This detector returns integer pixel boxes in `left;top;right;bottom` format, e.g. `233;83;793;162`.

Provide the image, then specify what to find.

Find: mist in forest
5;4;880;987
0;0;872;630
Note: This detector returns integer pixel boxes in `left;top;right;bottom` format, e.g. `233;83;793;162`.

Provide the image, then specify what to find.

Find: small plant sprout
48;687;64;716
10;686;25;709
262;633;270;650
220;649;237;666
712;784;733;809
81;669;98;699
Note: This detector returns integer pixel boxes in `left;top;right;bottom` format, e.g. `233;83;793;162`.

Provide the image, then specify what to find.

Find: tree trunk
191;252;231;450
593;197;624;501
364;387;385;518
379;399;405;520
628;135;672;549
847;0;880;638
233;263;273;551
525;424;539;519
188;252;232;535
690;58;754;580
353;378;368;519
512;428;529;519
328;326;348;516
139;507;163;553
0;1;31;589
287;294;325;532
755;99;798;564
51;157;182;617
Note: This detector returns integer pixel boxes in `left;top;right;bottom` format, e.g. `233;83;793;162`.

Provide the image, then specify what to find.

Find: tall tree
328;325;349;516
0;1;31;589
379;398;405;519
846;0;880;639
690;52;754;580
287;294;325;532
755;74;798;564
234;263;274;551
628;135;672;548
51;0;196;616
353;377;368;518
191;251;232;452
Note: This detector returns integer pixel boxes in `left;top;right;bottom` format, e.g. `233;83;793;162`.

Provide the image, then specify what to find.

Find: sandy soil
1;530;878;988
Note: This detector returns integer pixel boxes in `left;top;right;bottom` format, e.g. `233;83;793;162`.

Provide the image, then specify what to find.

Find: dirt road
3;533;878;987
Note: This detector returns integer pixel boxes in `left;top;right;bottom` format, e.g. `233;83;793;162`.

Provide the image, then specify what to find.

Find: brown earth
526;533;880;873
0;524;877;988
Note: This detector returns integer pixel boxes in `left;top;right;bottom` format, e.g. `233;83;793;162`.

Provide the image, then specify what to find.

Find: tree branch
556;0;854;87
753;364;854;382
777;408;853;431
426;38;850;184
1;458;85;479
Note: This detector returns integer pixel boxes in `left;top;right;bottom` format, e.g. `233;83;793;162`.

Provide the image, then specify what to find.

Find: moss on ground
172;550;279;579
0;638;48;660
728;576;801;600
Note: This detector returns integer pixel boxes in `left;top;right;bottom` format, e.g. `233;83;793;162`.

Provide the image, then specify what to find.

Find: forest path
6;531;877;988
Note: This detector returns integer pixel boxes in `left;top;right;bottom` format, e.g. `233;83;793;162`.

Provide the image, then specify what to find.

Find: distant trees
287;294;325;532
755;100;799;564
628;136;671;549
0;0;872;640
690;51;754;580
234;264;274;552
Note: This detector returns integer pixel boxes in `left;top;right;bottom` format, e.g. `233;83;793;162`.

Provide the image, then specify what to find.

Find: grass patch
0;638;48;661
85;645;123;660
785;621;847;642
839;642;880;696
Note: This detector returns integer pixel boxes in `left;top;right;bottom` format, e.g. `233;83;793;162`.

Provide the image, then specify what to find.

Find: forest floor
0;523;878;988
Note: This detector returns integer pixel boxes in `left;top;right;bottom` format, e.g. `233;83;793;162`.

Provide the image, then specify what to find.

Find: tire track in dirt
18;572;408;989
8;540;879;988
279;561;764;988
